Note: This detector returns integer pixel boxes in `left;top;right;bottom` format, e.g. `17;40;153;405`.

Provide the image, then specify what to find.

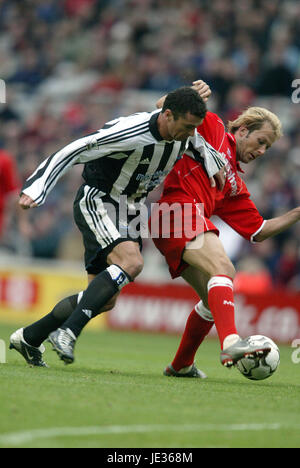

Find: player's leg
164;266;213;378
10;274;120;366
60;240;143;338
165;267;213;372
48;240;143;364
182;231;239;352
22;273;120;347
182;232;271;366
48;184;145;363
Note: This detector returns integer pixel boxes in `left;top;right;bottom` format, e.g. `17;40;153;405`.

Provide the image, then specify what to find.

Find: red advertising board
108;281;300;344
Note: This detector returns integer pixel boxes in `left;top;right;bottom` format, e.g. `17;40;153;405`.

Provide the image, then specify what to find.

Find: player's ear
237;125;249;138
163;109;174;122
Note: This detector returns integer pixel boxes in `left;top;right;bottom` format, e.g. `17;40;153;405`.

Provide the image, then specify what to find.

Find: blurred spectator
0;0;299;289
234;257;274;294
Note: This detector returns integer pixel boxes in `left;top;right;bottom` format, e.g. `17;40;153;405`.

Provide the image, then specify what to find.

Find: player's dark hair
162;87;207;120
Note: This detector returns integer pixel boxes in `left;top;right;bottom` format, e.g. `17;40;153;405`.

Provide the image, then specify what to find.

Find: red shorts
149;200;219;279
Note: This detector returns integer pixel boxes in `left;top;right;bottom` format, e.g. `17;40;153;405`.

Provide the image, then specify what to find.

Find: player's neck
157;113;173;141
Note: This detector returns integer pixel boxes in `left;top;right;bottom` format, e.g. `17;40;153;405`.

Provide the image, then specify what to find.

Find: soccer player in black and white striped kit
10;85;226;367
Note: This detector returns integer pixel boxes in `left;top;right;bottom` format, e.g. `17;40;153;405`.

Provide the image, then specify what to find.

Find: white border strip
0;422;298;446
250;220;266;243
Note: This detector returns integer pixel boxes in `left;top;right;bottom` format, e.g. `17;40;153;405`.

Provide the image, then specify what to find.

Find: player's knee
108;244;144;280
124;255;144;279
209;255;236;280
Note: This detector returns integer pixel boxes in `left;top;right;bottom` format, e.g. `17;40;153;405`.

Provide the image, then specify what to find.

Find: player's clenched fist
192;80;212;102
19;193;38;209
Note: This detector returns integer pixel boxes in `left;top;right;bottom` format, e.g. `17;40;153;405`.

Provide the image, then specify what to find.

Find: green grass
0;322;300;448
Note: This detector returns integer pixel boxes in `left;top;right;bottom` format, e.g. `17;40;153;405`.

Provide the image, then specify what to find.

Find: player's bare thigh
182;231;236;279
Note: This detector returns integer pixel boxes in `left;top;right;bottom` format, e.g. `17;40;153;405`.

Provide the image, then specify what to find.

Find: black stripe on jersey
123;144;156;196
154;141;175;173
207;145;225;170
85;187;107;247
96;124;150;148
131;142;180;203
22;150;60;191
102;122;119;130
34;144;86;205
87;187;112;246
95;121;149;146
187;142;207;174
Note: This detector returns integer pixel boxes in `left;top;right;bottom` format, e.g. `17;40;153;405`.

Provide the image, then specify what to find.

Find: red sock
171;308;214;372
207;275;237;349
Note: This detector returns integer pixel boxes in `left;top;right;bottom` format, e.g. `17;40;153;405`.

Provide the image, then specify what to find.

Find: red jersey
160;111;264;242
0;150;21;234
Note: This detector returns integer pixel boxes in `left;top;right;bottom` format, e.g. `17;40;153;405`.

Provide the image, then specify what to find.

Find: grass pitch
0;322;299;448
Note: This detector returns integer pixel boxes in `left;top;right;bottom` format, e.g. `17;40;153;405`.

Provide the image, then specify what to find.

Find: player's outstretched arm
254;207;300;242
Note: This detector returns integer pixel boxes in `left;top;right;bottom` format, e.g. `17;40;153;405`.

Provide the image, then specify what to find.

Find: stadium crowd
0;0;299;290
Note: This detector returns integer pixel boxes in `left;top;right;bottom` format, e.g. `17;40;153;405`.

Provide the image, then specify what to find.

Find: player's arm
19;115;142;209
156;80;212;109
253;207;300;242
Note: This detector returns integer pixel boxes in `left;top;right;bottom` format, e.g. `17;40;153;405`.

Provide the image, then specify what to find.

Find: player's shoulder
197;111;226;137
196;111;226;151
101;109;159;130
201;111;225;130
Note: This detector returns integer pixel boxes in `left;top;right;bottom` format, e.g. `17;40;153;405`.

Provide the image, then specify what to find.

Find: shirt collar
149;111;163;141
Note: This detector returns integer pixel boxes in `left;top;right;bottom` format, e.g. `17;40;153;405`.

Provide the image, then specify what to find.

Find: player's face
236;122;276;164
165;111;203;141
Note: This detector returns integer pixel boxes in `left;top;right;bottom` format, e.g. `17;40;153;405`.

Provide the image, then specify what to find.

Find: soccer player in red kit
151;85;300;377
0;149;21;239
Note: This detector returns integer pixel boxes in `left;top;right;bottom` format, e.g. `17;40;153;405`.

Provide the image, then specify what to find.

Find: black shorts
73;184;143;275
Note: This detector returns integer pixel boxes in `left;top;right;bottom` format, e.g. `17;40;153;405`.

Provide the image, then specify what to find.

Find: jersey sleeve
21;112;153;206
197;111;227;152
214;189;265;242
185;112;226;178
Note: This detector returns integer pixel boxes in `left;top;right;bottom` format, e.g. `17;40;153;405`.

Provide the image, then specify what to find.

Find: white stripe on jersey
79;186;121;248
110;148;145;202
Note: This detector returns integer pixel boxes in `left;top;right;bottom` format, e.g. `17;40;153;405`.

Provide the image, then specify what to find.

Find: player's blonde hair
228;107;283;140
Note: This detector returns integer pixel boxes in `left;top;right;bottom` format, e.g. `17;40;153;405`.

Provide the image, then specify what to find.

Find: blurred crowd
0;0;299;290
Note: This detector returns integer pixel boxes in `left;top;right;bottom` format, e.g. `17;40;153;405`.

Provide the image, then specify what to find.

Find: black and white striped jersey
22;109;225;207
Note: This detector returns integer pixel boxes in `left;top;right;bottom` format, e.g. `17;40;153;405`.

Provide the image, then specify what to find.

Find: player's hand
19;193;38;209
192;80;212;102
210;167;226;191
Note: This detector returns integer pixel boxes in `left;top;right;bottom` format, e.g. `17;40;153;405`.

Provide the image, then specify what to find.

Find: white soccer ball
236;335;280;381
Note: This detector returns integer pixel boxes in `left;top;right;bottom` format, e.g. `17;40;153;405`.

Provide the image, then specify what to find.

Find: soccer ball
236;335;280;381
